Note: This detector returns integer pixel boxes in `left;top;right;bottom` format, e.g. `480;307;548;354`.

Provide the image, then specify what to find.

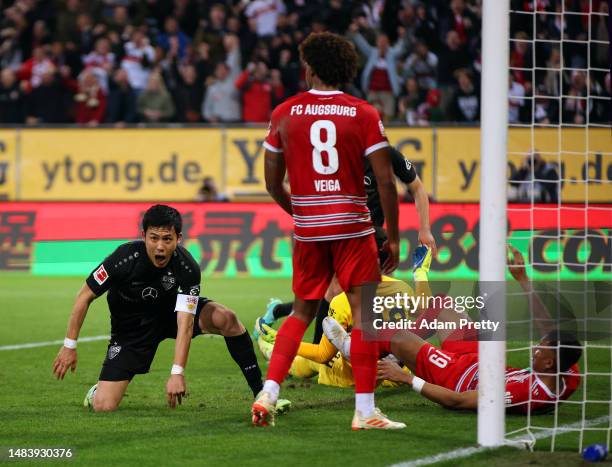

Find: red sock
377;329;397;355
351;328;377;393
266;316;308;384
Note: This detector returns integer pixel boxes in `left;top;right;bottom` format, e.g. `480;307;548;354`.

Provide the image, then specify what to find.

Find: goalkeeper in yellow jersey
255;247;433;388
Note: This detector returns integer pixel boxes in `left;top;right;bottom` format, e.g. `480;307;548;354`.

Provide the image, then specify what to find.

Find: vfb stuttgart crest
161;275;176;291
108;344;121;360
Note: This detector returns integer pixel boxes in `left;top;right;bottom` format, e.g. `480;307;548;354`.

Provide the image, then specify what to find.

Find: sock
266;315;308;385
355;392;375;417
351;328;377;413
224;331;263;397
412;304;443;339
272;302;293;320
312;298;330;344
262;380;280;400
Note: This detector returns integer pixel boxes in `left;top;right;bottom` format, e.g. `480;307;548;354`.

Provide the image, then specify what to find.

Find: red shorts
415;340;479;392
292;234;381;300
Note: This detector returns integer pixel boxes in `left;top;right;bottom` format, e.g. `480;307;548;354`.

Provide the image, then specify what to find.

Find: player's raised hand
507;245;528;283
418;229;437;256
381;240;399;274
166;375;186;409
52;347;77;380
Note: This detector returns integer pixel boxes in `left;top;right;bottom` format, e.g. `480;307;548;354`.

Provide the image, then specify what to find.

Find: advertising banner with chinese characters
0;202;609;279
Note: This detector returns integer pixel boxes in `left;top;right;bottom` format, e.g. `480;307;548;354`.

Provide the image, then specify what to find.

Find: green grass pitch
0;273;610;466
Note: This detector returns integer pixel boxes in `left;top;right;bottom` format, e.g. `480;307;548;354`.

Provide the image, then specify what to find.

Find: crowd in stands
0;0;609;126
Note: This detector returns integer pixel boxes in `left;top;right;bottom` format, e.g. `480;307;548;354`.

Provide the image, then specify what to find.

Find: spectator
510;31;532;85
543;47;561;97
55;0;83;44
193;42;213;87
438;30;473;86
277;47;300;97
414;3;440;51
439;0;479;47
201;35;242;123
25;66;72;124
73;13;96;54
419;88;446;125
402;40;438;90
590;73;610;123
106;68;137;124
196;176;229;202
563;70;587;124
448;69;479;122
0;68;25;123
105;5;130;36
1;6;28;64
137;73;175;123
121;29;156;93
172;64;203;123
509;153;560;203
0;27;23;70
244;0;286;38
348;23;407;121
193;4;227;65
82;37;115;93
31;20;51;51
508;74;525;124
17;46;55;91
74;70;106;125
397;77;426;125
533;85;559;125
591;2;608;69
158;17;190;61
235;60;284;123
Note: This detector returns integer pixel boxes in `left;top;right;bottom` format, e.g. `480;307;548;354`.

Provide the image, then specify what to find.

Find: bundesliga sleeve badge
94;265;109;285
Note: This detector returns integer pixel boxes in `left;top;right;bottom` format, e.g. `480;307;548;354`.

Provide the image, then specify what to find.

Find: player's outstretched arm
264;149;292;215
508;245;556;337
369;147;399;273
166;311;194;408
377;360;478;410
297;335;338;364
52;283;97;380
407;176;437;256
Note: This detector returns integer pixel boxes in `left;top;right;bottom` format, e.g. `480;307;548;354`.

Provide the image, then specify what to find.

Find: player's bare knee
215;306;244;335
92;397;119;412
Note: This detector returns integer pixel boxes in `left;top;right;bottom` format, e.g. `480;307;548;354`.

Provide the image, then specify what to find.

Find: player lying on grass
254;146;436;344
256;275;416;388
52;204;289;413
327;246;582;414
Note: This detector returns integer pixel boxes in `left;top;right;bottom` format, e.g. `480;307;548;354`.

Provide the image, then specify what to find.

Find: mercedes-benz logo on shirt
142;287;159;301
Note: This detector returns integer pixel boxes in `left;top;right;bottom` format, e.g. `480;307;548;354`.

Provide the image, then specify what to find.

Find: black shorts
98;297;213;382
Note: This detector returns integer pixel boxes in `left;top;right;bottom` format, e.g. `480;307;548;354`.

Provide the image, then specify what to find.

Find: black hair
299;32;358;87
543;329;582;372
142;204;182;235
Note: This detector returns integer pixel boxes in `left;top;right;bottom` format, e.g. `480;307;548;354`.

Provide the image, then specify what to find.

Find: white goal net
504;0;611;452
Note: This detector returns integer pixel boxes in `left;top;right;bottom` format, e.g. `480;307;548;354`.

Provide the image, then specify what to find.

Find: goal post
478;0;510;447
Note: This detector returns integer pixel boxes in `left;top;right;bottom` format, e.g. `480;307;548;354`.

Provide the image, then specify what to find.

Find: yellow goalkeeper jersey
295;276;413;387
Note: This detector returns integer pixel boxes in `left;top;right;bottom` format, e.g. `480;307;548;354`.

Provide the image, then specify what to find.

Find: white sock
355;393;375;417
262;380;280;402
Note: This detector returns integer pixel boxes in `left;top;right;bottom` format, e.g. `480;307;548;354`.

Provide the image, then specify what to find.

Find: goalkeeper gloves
412;245;432;282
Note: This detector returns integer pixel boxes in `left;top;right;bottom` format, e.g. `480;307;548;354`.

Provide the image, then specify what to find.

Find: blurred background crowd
0;0;609;126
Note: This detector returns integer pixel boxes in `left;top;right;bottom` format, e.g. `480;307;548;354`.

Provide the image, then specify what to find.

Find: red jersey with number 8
263;89;389;241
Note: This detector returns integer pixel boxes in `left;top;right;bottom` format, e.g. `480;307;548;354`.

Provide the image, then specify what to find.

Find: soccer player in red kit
251;32;405;430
